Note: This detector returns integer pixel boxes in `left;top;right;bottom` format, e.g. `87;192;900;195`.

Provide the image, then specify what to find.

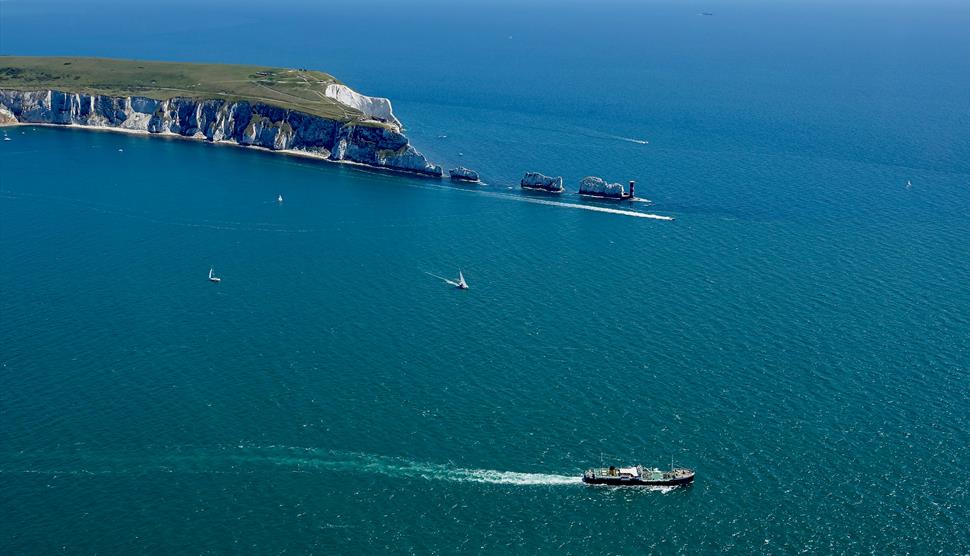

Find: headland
0;56;443;177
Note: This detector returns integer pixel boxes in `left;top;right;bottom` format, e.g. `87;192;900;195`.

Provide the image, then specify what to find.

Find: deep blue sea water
1;0;969;553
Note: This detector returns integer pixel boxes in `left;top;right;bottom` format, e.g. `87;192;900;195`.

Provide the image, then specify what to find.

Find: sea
1;0;968;553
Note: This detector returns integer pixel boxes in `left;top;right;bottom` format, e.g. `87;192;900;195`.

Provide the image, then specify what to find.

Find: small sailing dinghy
456;270;469;290
208;267;221;283
277;194;284;203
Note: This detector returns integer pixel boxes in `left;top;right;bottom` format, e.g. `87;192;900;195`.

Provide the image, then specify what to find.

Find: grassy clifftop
0;56;365;122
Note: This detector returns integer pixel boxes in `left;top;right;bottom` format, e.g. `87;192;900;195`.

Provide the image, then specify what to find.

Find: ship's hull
582;475;694;487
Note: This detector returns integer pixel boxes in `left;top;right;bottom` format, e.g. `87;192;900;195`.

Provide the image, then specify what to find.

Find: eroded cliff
0;89;442;177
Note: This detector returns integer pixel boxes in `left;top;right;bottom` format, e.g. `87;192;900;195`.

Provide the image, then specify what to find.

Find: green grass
0;56;369;123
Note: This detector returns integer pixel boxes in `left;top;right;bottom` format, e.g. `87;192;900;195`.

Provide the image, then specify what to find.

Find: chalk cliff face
0;89;442;177
579;176;625;198
520;171;564;193
324;84;402;131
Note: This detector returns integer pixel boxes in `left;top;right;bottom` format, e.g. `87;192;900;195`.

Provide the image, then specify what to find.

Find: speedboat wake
424;271;460;287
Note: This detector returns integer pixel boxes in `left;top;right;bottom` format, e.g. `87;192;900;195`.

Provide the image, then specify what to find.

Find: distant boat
277;194;284;203
2;131;10;142
456;270;469;290
906;180;912;189
208;267;221;283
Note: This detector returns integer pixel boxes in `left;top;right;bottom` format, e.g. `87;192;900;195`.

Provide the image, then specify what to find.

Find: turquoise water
2;0;969;553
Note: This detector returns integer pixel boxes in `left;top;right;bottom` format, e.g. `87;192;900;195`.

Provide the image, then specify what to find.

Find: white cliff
579;176;626;198
0;89;442;177
521;171;564;193
325;84;402;131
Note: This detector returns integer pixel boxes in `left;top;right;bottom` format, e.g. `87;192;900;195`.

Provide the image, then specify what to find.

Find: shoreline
4;122;674;220
1;121;445;180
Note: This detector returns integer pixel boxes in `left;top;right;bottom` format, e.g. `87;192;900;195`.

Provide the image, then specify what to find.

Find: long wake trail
516;196;672;220
423;271;460;287
401;181;673;220
0;446;583;487
250;447;584;485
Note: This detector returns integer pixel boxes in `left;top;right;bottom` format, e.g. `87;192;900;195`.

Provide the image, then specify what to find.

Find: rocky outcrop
448;166;480;182
324;84;402;131
0;103;16;125
0;89;442;177
520;171;564;193
579;176;626;198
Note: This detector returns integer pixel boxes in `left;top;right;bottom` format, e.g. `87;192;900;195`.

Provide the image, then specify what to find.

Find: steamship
582;463;694;487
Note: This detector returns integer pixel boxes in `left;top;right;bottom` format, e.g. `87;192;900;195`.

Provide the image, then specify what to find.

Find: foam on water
572;129;649;145
516;196;671;220
406;181;673;220
510;120;650;145
1;449;678;490
423;271;461;287
252;447;586;486
607;135;649;145
0;446;590;487
351;172;674;220
409;465;581;485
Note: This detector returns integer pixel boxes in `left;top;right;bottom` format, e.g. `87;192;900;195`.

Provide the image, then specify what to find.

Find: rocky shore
0;89;443;177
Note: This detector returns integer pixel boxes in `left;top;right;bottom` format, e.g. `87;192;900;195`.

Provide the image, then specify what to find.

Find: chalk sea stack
520;171;564;193
578;176;627;199
448;166;480;182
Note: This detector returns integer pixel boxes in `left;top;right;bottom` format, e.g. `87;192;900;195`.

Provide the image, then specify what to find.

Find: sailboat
906;180;912;189
208;267;221;283
2;131;10;142
277;194;284;203
456;270;469;290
